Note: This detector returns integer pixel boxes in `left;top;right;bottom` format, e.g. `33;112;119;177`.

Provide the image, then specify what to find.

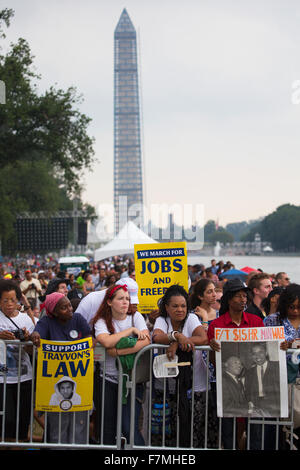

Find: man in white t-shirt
20;269;43;309
75;289;107;325
75;277;141;325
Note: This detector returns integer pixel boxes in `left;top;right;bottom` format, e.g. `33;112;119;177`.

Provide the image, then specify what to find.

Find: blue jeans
99;379;145;446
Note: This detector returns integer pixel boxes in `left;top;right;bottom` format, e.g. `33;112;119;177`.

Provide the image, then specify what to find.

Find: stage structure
4;209;88;253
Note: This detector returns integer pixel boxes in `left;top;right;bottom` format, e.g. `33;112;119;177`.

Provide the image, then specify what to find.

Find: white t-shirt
94;311;148;383
0;310;35;383
153;313;209;392
20;278;42;299
75;289;107;325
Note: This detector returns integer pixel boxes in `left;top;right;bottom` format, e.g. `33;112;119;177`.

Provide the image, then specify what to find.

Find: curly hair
156;284;190;332
0;279;22;300
277;283;300;321
157;284;189;317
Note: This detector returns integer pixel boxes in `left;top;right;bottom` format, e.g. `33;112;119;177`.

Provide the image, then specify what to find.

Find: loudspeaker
15;217;69;251
77;219;87;245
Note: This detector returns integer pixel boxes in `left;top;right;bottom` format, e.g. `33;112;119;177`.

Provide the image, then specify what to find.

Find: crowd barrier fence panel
0;340;298;450
127;344;298;451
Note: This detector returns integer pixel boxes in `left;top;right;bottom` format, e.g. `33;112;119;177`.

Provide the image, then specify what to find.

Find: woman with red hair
92;284;150;446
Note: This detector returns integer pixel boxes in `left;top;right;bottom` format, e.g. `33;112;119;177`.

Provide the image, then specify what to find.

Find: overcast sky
4;0;300;229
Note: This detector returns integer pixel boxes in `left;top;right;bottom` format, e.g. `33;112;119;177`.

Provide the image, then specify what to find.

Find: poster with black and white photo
215;326;289;418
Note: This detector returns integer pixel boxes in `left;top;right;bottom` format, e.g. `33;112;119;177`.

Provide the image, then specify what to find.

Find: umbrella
219;268;248;281
241;266;259;274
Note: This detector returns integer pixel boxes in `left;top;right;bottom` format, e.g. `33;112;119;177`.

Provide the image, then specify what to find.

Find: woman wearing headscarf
30;292;91;444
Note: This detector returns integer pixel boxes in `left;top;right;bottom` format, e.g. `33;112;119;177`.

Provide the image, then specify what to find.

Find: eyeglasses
1;298;17;304
232;293;247;299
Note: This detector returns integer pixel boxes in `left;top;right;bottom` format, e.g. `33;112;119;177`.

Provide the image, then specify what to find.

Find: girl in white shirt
92;284;150;446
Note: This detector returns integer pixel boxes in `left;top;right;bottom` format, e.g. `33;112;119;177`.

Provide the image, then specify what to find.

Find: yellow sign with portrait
35;337;94;412
134;242;189;315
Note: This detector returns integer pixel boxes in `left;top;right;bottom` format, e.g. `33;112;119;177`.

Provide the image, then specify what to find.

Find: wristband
171;330;179;342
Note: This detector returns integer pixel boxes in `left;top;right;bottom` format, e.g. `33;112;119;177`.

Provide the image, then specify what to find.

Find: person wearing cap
208;278;289;450
75;273;139;327
116;277;139;313
30;292;92;444
208;278;264;353
20;269;43;309
208;278;264;449
245;273;273;320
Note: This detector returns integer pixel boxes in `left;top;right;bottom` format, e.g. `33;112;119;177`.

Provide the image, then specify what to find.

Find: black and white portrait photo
216;335;288;418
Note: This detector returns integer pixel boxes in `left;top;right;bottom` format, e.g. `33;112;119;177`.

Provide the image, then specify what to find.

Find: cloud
4;0;300;226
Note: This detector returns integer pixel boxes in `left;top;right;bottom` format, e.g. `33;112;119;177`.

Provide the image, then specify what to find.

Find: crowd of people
0;254;299;450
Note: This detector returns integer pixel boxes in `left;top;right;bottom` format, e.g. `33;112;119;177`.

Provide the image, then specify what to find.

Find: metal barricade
0;340;123;450
128;345;298;451
128;344;220;450
0;340;298;450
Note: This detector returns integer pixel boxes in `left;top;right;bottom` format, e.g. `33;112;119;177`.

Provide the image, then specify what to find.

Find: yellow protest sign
35;337;94;412
134;241;189;315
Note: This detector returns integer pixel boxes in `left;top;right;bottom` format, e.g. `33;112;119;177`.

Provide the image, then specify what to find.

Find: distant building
113;9;144;234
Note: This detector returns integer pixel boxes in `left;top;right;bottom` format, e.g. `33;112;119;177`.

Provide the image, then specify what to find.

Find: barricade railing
0;340;298;450
0;339;123;450
127;344;299;451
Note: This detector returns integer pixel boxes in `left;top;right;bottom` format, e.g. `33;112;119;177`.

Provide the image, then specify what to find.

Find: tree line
204;204;300;252
0;8;96;251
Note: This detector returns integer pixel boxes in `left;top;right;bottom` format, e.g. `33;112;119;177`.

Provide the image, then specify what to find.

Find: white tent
94;221;158;261
263;245;273;252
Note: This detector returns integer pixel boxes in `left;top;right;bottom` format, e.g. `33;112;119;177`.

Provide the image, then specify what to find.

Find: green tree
208;228;234;244
226;219;262;241
204;220;216;242
260;204;300;252
0;37;95;192
240;204;300;252
0;9;96;246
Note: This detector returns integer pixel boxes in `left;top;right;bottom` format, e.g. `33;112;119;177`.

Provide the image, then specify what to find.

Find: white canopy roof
94;221;158;261
58;256;90;264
